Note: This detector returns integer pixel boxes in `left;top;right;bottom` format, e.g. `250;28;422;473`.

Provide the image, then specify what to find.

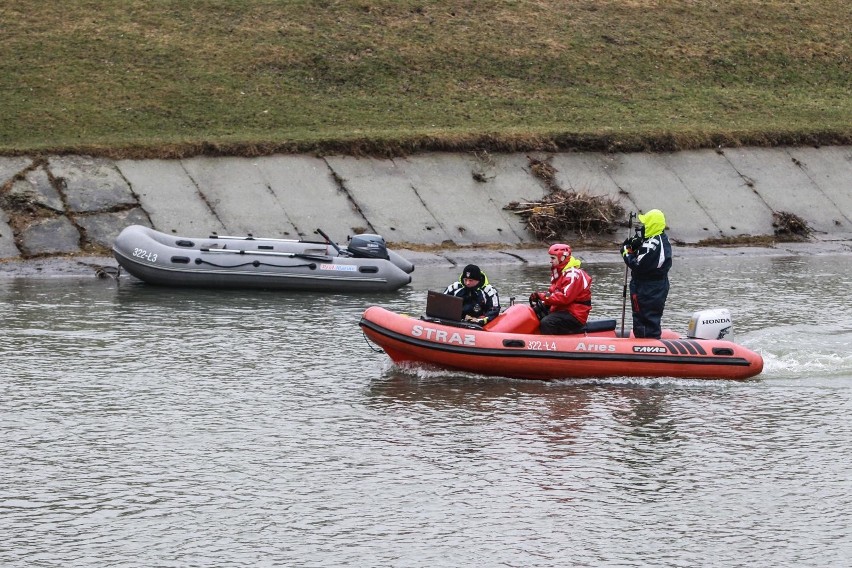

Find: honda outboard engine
687;308;734;341
347;234;390;260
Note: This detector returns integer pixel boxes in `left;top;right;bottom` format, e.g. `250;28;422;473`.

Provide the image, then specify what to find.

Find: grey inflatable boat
113;225;414;292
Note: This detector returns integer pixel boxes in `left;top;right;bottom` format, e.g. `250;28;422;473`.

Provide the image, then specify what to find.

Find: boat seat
583;319;617;333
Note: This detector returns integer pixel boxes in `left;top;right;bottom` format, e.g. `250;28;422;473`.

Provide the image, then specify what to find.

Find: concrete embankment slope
1;146;851;262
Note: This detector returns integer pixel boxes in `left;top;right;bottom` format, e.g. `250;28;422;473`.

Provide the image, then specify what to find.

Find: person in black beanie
443;264;501;325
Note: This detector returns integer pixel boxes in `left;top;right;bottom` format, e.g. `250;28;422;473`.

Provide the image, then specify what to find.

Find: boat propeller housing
347;234;390;260
687;308;734;341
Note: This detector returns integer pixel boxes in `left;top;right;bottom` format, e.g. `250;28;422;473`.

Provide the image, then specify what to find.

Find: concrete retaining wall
1;146;851;260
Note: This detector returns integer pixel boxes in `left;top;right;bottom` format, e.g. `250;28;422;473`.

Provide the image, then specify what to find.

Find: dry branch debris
505;190;626;240
528;156;560;192
772;211;811;238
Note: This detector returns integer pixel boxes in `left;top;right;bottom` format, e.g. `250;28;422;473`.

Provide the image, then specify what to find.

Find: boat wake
744;324;852;380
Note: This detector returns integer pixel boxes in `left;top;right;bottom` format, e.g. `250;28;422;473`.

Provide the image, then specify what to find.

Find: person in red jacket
530;243;593;334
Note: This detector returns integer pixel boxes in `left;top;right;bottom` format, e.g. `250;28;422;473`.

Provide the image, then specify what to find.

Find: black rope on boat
362;330;384;353
194;259;317;270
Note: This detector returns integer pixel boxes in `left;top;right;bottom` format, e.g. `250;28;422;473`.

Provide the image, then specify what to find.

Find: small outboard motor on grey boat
347;233;414;274
347;234;390;260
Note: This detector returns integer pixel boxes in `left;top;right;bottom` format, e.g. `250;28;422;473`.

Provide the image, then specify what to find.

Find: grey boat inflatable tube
113;225;414;292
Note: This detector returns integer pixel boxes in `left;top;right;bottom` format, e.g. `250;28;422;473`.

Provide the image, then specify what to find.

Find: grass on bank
1;0;851;157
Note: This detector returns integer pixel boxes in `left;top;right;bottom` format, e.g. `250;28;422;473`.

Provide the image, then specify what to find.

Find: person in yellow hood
621;209;672;338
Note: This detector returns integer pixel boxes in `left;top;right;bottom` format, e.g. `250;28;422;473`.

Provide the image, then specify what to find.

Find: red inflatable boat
359;303;764;381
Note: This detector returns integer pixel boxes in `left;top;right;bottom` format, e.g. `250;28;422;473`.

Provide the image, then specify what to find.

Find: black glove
629;236;643;251
622;238;631;247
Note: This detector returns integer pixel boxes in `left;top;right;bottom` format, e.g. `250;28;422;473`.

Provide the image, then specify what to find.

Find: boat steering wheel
529;295;548;321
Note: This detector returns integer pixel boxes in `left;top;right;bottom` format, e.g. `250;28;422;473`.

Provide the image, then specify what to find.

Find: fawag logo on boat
411;324;476;346
633;346;667;353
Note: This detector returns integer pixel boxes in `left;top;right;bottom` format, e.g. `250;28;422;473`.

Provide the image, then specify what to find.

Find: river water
1;254;850;567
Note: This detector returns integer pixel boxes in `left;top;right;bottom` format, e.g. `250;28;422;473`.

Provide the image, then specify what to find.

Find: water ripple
2;257;851;566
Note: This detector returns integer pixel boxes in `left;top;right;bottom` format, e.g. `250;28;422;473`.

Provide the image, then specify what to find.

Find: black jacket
444;276;500;321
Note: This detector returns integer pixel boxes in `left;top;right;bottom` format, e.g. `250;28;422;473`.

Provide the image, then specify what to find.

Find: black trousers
540;311;584;335
630;278;669;339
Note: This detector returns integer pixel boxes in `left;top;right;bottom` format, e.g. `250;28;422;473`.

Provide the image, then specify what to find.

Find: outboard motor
687;308;734;341
347;234;390;260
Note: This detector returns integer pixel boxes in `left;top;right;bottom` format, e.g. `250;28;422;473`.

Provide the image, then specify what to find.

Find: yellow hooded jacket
638;209;666;238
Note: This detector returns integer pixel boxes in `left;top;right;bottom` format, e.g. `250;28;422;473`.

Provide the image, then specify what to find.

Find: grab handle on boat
199;248;331;261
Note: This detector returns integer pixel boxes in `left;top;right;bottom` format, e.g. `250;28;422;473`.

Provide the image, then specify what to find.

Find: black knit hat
462;264;483;282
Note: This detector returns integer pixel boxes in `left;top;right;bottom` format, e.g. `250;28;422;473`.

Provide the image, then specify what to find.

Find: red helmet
548;243;571;264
